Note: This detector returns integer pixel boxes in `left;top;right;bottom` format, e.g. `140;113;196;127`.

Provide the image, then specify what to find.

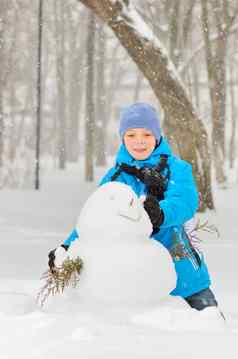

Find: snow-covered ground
0;164;238;359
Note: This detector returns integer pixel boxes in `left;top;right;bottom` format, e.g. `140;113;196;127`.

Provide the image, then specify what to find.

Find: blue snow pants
153;226;211;298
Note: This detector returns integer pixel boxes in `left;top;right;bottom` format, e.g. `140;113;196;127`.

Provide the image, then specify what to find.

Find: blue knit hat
119;103;161;142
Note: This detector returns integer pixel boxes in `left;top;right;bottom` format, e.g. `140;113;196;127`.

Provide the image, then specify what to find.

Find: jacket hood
115;137;173;168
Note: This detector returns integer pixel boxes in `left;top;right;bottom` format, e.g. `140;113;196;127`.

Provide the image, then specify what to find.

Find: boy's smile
124;128;156;160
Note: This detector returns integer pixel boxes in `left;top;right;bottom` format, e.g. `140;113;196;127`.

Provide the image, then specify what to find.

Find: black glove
119;163;165;197
48;244;69;272
119;163;145;182
143;194;164;230
140;167;166;197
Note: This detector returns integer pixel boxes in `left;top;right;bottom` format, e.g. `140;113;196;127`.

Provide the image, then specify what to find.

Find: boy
48;103;219;311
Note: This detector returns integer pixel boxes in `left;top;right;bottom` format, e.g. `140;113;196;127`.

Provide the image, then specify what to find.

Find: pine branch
37;257;83;307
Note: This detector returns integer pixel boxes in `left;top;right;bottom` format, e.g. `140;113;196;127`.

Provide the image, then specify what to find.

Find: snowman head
77;182;152;240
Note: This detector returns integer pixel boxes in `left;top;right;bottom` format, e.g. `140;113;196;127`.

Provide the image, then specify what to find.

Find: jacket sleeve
98;167;118;186
159;159;199;228
63;228;79;247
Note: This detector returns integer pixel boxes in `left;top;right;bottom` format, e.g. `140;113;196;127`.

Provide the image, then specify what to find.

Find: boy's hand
143;194;164;230
48;244;69;272
119;163;165;198
141;167;165;197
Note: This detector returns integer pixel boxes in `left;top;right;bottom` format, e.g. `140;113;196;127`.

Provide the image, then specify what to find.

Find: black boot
184;288;218;311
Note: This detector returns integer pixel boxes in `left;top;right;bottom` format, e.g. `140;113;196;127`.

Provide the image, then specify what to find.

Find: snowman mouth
117;196;142;221
118;211;142;222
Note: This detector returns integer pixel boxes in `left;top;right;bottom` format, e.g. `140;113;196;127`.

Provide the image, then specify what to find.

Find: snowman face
77;182;153;240
108;184;141;222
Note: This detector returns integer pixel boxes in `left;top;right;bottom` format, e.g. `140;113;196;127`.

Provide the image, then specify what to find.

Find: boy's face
124;128;156;160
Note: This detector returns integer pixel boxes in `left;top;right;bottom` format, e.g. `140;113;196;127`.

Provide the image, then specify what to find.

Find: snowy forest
0;0;237;210
1;1;238;358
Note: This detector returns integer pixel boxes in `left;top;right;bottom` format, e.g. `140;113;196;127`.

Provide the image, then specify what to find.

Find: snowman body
69;182;176;307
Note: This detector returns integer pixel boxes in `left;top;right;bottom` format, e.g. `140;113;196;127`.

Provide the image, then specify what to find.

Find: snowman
68;182;176;309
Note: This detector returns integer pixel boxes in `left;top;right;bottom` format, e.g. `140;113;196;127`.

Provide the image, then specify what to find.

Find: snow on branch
113;0;185;90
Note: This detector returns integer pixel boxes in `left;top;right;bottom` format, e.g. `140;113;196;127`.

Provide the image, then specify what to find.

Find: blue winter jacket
64;137;199;249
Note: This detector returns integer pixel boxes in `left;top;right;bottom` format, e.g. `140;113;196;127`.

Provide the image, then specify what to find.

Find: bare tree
35;0;43;189
201;0;238;184
228;60;237;169
65;6;86;162
55;0;67;170
0;1;7;169
106;43;126;122
85;10;95;181
95;22;107;167
76;0;214;210
161;1;196;148
133;70;143;103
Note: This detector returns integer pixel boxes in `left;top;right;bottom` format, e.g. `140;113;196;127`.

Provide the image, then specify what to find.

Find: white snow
0;165;238;358
70;182;175;306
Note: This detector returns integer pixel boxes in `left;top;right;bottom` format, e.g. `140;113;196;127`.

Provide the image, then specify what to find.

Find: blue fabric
64;228;79;247
119;103;161;142
168;227;211;297
64;137;211;298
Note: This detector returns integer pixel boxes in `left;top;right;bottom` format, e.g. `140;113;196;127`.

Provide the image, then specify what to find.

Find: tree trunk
163;0;181;152
106;44;125;122
66;10;86;162
229;62;236;169
201;0;235;184
191;58;201;114
95;22;107;167
133;70;143;103
85;11;95;181
168;0;180;68
78;0;214;210
67;53;84;162
0;110;3;169
0;2;6;169
55;0;67;170
35;0;43;190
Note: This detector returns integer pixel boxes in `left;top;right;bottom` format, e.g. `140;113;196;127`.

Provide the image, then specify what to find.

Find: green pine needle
37;257;83;307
